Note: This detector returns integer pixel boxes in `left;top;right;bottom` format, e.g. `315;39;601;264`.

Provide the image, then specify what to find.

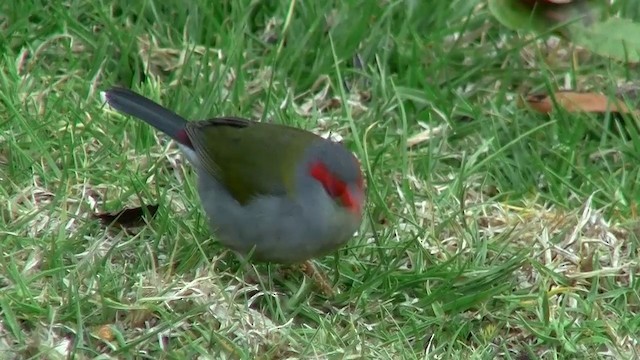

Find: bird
101;87;365;265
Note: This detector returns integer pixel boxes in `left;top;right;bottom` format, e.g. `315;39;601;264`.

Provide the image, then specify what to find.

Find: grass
1;0;639;358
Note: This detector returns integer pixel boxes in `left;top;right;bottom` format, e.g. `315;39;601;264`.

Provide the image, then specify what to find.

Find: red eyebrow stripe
310;162;345;198
310;161;361;214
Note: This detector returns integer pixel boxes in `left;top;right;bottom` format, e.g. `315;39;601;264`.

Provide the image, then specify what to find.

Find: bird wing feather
186;117;321;205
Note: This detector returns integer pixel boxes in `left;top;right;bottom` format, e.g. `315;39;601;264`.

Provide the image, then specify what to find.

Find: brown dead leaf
94;204;159;228
95;325;115;342
524;91;635;115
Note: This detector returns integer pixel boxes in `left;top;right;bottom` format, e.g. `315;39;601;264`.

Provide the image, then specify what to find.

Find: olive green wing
185;117;321;204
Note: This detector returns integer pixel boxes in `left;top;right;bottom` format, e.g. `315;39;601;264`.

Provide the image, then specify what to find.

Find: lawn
1;0;639;359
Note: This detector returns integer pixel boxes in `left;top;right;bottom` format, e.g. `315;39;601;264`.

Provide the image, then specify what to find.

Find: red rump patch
175;129;193;147
310;162;360;213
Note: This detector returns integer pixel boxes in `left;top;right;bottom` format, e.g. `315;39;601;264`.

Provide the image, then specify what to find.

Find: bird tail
102;87;189;144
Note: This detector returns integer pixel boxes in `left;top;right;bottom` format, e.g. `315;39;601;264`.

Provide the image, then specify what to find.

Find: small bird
101;87;365;264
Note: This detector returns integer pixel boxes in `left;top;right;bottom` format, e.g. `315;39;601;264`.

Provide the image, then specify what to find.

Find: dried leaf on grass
136;34;224;81
94;204;159;228
293;75;370;118
407;123;448;148
523;91;636;115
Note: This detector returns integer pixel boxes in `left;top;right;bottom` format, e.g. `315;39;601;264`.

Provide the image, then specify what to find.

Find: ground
1;1;639;359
